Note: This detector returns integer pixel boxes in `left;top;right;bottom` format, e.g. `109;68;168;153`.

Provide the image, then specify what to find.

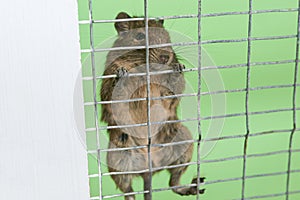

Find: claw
171;177;206;196
192;177;206;184
116;67;128;78
189;177;206;195
172;63;185;72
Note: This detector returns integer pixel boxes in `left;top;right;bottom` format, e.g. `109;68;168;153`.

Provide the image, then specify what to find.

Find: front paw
171;63;185;73
116;67;129;79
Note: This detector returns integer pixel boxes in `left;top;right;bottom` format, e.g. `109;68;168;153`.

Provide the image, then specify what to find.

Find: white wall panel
0;0;89;199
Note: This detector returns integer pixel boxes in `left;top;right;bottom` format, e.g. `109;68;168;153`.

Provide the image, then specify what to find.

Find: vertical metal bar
285;3;300;200
144;0;153;199
196;0;203;199
241;0;253;199
88;0;103;199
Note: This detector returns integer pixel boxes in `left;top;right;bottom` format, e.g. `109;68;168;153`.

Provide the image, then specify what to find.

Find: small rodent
100;12;205;200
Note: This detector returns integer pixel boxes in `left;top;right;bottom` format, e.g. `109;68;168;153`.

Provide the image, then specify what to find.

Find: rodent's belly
107;146;174;172
107;129;193;172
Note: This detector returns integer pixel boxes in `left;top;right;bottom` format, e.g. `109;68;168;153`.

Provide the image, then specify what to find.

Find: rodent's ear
115;12;131;34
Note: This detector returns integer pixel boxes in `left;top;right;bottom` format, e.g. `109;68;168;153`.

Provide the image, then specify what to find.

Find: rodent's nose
159;54;170;64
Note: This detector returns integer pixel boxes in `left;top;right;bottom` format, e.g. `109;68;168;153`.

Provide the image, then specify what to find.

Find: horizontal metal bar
99;161;197;176
80;34;296;53
90;197;100;200
79;8;299;25
102;189;147;199
101;182;202;199
84;84;300;106
205;8;299;17
202;149;300;164
80;42;196;53
82;59;297;81
205;169;300;185
101;145;147;152
87;149;300;178
95;117;197;131
203;128;296;142
89;170;300;200
201;34;296;45
202;59;296;71
239;190;300;200
202;107;300;121
85;127;96;132
86;128;300;154
85;107;300;132
90;139;197;154
253;34;296;41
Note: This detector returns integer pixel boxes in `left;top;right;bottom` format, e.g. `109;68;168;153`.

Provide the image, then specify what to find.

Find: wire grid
80;1;300;200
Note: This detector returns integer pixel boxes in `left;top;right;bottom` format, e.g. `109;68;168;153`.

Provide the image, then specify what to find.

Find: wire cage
78;0;300;199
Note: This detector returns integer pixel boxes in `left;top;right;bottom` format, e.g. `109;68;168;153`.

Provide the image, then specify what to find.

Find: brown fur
100;12;204;200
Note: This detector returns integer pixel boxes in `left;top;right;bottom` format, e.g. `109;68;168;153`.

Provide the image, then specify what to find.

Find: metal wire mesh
79;1;300;199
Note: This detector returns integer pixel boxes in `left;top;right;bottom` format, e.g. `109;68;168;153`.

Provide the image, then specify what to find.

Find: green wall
78;0;300;199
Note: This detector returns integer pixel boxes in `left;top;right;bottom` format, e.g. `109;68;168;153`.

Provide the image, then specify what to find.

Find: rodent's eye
135;32;145;41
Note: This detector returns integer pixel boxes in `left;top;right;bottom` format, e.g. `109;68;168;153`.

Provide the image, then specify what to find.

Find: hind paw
192;177;206;184
188;177;205;195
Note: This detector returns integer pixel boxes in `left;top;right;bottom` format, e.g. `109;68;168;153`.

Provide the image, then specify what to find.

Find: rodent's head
113;12;175;65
